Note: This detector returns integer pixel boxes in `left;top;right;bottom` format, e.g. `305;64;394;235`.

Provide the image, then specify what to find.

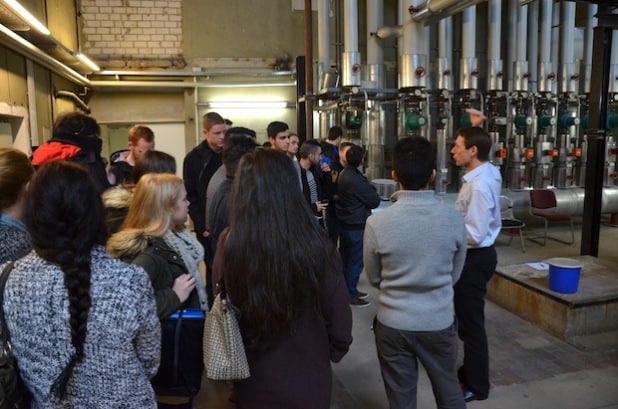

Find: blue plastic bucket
546;258;582;294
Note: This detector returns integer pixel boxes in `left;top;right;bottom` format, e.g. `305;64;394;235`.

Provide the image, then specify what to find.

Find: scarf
163;229;209;311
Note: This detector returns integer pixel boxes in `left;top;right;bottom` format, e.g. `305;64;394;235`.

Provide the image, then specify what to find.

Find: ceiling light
209;101;288;109
3;0;50;35
74;52;100;72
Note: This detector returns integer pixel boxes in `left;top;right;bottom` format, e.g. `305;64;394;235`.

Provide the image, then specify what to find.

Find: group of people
0;106;500;409
0;110;354;408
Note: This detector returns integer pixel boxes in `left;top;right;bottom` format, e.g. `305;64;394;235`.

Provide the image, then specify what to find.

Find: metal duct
342;0;361;87
0;23;89;86
438;17;453;90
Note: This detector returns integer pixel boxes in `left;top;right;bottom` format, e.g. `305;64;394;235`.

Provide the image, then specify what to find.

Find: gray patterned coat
2;246;161;408
0;223;32;264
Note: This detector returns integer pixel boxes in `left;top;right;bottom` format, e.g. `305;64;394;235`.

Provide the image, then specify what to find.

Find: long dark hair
24;161;106;401
221;149;340;350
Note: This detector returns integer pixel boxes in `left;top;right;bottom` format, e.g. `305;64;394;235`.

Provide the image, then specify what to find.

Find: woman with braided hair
2;160;160;407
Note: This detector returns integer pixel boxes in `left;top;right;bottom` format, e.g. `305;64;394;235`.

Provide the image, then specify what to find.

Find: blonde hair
0;148;34;211
121;173;185;236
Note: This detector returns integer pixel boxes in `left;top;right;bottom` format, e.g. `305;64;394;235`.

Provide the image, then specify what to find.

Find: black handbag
151;309;204;397
0;262;31;409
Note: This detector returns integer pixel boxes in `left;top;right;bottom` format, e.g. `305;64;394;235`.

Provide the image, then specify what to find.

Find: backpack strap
0;262;15;344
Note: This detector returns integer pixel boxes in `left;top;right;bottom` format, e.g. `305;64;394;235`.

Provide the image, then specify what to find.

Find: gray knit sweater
363;190;467;331
2;246;161;408
0;220;32;264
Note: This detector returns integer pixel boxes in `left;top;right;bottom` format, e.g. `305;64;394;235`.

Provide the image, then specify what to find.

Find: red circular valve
415;66;426;77
352;63;361;73
497;71;504;78
548;73;556;80
471;69;480;77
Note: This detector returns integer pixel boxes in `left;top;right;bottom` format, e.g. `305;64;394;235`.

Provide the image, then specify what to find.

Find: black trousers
453;246;497;398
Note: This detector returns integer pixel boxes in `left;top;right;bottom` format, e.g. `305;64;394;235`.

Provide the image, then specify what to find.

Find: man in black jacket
336;144;381;307
182;111;226;305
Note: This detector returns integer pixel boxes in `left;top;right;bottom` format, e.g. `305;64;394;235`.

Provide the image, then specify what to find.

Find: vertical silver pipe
516;3;528;62
539;0;552;62
342;0;360;86
400;0;426;88
26;60;37;151
366;0;384;87
460;6;477;90
528;1;539;93
583;4;597;93
487;0;502;91
462;6;476;58
560;1;576;93
507;0;518;92
317;0;330;85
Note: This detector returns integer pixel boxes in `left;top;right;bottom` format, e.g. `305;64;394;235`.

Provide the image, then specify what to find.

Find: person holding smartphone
298;140;333;227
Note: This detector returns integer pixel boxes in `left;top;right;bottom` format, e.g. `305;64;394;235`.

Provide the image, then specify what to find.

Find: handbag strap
0;262;15;346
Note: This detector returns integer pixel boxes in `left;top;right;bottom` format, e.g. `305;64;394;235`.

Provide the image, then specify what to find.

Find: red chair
528;189;575;246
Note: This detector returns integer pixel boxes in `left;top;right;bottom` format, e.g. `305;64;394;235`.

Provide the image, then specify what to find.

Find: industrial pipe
366;0;384;88
487;1;502;91
317;0;330;87
342;0;361;87
583;4;597;93
55;90;91;113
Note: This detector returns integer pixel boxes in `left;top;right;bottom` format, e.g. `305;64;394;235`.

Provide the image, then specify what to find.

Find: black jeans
374;320;465;409
453;246;497;398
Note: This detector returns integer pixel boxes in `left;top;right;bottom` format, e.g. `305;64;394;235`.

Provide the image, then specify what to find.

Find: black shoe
356;291;369;299
462;389;487;402
350;297;370;307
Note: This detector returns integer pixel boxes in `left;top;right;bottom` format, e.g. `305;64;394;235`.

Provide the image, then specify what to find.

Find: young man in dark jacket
336;144;381;307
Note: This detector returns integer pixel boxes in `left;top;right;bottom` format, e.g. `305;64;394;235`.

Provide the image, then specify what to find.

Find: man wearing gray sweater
363;137;467;409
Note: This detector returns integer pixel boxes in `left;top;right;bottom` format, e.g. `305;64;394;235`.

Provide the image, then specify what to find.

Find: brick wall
80;0;183;68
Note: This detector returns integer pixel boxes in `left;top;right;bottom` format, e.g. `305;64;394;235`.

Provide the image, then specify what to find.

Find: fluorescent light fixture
4;0;50;35
209;101;288;109
74;52;100;72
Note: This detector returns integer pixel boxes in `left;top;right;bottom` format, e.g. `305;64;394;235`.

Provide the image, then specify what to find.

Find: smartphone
319;154;331;166
169;309;204;319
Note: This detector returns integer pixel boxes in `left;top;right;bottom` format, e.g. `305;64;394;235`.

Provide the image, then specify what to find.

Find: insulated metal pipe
560;1;577;93
366;0;384;88
583;4;597;93
527;1;539;93
507;0;518;92
487;0;502;91
540;0;552;63
342;0;361;87
317;0;330;85
516;3;528;63
460;6;477;90
400;0;426;89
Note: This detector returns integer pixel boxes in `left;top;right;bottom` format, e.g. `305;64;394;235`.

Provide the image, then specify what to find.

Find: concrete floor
196;213;618;408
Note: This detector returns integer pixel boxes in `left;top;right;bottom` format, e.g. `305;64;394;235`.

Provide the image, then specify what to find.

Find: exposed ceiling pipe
583;3;597;93
341;0;360;87
487;0;502;91
0;23;89;86
317;0;330;85
55;90;91;113
88;81;295;90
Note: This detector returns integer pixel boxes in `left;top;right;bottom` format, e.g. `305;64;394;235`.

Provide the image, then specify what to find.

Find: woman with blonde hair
107;173;207;408
0;147;35;263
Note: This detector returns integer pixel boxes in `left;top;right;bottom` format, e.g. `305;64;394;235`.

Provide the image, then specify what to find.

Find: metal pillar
582;10;617;256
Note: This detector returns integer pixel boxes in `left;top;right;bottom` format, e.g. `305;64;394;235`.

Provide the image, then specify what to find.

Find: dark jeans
339;228;364;298
374;320;465;409
454;246;497;398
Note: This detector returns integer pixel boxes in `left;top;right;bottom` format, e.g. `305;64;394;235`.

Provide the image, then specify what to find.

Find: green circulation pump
559;114;580;129
537;114;556;129
582;111;618;131
406;111;427;131
514;114;532;128
345;112;362;130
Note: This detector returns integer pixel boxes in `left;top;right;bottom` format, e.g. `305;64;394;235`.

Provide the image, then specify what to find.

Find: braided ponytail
24;161;105;401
